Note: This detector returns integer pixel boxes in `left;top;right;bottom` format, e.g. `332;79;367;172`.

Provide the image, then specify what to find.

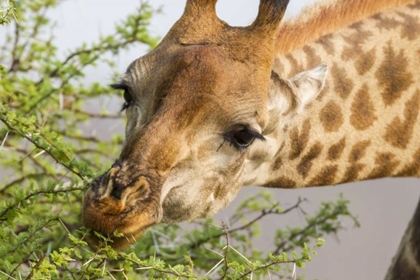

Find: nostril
135;177;149;193
122;176;150;203
111;159;123;169
99;165;122;199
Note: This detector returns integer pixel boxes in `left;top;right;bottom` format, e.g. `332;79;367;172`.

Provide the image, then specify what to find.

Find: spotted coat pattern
261;2;420;277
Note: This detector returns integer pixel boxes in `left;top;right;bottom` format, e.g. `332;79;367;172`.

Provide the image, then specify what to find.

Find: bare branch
189;198;306;250
8;20;20;73
220;221;230;279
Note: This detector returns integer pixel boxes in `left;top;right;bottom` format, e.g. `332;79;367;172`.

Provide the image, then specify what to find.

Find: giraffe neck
276;0;417;54
244;1;420;188
385;194;420;279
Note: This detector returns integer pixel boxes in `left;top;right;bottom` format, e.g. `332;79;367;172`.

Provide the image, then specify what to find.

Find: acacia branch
64;134;107;144
0;186;86;220
34;38;136;88
27;69;79;112
8;20;20;73
0;173;68;194
71;109;122;119
1;143;61;180
20;7;48;65
0;115;85;180
0;219;57;258
220;222;230;279
8;253;32;278
273;208;343;255
238;259;298;279
0;0;16;25
25;253;46;280
228;198;305;235
8;6;48;74
189;198;306;250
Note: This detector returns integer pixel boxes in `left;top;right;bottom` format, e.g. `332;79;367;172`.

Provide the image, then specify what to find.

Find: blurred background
3;0;419;279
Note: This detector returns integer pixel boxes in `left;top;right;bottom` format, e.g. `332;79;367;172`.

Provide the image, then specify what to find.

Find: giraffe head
82;0;327;249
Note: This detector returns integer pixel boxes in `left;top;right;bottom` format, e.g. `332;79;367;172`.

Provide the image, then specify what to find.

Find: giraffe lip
85;215;157;249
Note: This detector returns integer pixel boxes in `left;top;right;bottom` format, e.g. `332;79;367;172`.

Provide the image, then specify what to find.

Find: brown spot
350;85;377;130
307;165;338;186
297;142;323;178
265;177;297;188
317;33;335;56
375;14;400;31
302;45;321;69
384;90;420;149
368;153;400;179
331;63;355;99
271;156;283;171
249;147;270;168
398;12;420;41
289;120;311;160
397;148;420;176
285;54;302;74
213;184;231;201
319;101;344;132
355;48;376;75
348;140;371;163
376;42;413;106
408;1;420;9
342;164;365;183
327;138;346;161
348;21;364;31
273;57;287;76
371;13;382;21
418;49;420;64
341;29;374;62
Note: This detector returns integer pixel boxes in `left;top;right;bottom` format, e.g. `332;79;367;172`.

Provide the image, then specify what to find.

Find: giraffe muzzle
82;164;162;249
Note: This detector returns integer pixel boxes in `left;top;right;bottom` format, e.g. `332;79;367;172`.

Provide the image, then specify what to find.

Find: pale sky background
5;1;420;279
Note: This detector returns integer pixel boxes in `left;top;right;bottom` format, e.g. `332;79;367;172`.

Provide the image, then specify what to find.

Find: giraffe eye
224;125;265;150
233;129;256;147
111;83;132;112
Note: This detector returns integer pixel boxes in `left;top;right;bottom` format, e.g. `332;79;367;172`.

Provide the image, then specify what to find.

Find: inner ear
265;64;328;134
290;63;328;111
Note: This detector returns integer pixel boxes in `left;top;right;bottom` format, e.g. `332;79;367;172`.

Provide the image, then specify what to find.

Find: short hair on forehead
125;57;149;83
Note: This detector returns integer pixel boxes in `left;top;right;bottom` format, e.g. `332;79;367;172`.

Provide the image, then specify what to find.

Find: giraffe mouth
82;169;163;249
82;195;161;249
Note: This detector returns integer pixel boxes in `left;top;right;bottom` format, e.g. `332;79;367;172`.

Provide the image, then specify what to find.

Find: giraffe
385;198;420;279
82;0;420;275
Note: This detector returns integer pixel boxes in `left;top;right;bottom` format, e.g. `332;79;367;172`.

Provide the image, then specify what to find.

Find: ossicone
183;0;218;19
251;0;290;31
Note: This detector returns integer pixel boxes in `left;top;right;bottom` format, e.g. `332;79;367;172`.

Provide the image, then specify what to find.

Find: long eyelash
224;126;266;142
221;126;265;151
119;102;130;113
110;83;128;91
249;130;265;141
111;83;131;113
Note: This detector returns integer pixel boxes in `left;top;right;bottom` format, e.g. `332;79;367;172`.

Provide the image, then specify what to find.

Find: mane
275;0;417;54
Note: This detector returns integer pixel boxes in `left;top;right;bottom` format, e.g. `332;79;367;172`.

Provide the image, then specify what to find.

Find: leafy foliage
0;0;359;279
0;0;16;26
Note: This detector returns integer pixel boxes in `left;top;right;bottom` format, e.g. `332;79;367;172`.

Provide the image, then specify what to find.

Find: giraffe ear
265;64;328;134
290;64;328;112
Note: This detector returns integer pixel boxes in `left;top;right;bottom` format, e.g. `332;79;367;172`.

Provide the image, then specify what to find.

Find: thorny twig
220;222;230;279
0;187;85;220
0;115;86;180
190;198;306;250
272;204;356;255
